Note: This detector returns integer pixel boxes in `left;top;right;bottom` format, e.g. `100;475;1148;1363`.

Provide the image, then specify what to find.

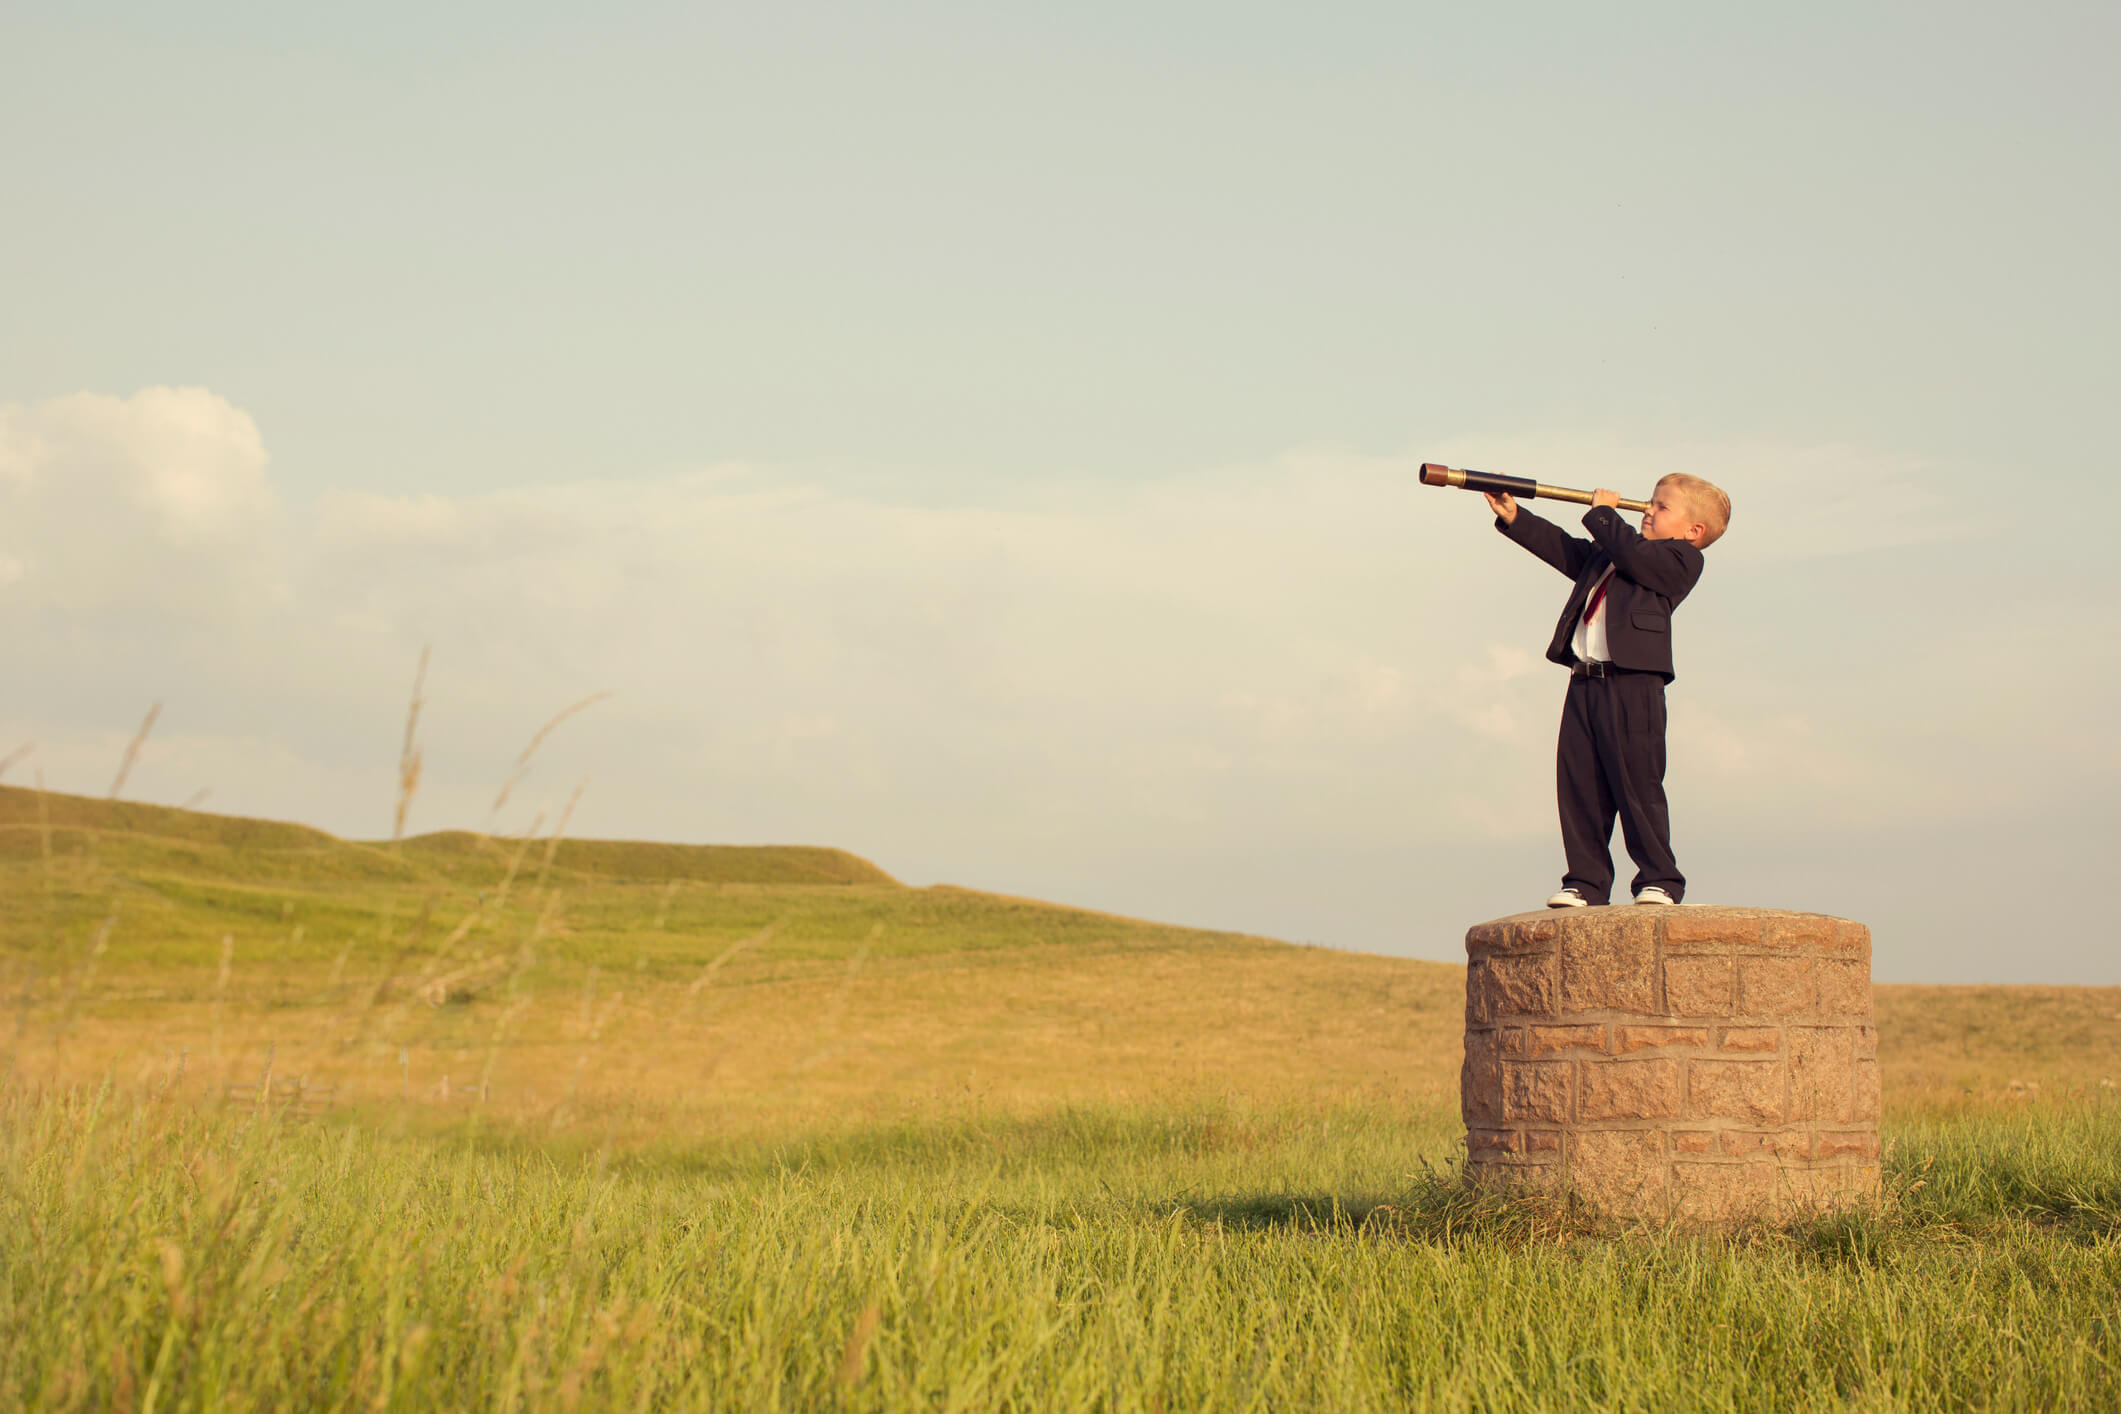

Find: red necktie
1581;570;1613;626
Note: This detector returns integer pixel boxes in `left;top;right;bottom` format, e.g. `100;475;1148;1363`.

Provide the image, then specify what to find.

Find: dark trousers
1557;670;1684;905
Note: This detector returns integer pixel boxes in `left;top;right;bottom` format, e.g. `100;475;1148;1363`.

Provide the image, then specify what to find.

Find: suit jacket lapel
1565;551;1612;621
1548;551;1614;664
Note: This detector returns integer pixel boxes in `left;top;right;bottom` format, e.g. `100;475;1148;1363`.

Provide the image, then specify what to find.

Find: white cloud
0;387;274;539
0;386;284;615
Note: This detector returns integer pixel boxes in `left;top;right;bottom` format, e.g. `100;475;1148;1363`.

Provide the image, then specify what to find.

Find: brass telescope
1419;463;1649;514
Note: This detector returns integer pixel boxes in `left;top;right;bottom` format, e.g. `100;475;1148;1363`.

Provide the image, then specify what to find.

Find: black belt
1571;659;1624;678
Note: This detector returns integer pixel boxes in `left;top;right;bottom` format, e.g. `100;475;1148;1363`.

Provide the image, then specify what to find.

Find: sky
3;2;2117;982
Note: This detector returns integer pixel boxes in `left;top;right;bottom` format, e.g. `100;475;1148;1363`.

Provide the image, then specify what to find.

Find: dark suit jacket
1496;505;1703;682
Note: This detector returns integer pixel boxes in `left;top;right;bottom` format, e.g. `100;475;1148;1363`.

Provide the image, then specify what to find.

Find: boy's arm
1581;506;1703;601
1495;504;1596;580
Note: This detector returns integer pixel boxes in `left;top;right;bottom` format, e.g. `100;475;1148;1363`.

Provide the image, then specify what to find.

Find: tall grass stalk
392;649;427;848
106;702;160;802
487;693;612;829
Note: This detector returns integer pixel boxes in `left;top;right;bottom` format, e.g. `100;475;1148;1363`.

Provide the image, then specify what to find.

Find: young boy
1483;475;1730;908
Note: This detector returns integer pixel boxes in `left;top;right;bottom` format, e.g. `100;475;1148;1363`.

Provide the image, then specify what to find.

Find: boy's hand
1484;491;1518;524
1591;488;1621;509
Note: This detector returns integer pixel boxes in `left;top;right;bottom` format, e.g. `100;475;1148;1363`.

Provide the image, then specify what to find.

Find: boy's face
1642;482;1707;545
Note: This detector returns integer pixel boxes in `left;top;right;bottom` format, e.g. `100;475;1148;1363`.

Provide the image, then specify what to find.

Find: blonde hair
1655;473;1731;548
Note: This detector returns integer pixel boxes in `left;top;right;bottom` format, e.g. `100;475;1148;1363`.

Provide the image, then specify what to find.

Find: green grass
4;1090;2117;1412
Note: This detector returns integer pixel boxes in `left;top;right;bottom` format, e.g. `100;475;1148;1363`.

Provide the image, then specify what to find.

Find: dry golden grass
11;934;1464;1144
1875;982;2121;1103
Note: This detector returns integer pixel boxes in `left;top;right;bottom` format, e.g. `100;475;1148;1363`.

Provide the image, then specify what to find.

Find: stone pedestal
1461;906;1880;1224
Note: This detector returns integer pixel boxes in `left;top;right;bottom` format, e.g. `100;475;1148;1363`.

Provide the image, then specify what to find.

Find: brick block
1788;1027;1856;1123
1855;1025;1878;1056
1559;911;1659;1013
1664;957;1733;1016
1466;960;1492;1026
1461;1028;1504;1125
1464;921;1508;957
1505;917;1560;951
1854;1059;1881;1123
1506;1024;1607;1058
1672;1160;1777;1224
1671;1130;1715;1154
1689;1059;1785;1123
1665;911;1759;952
1568;1130;1667;1219
1468;916;1558;958
1468;1159;1567;1196
1763;914;1838;950
1613;1026;1709;1054
1482;954;1559;1021
1468;1129;1558;1165
1718;1129;1806;1160
1739;956;1816;1015
1719;1027;1781;1053
1814;1131;1880;1161
1817;961;1871;1017
1579;1058;1684;1121
1501;1061;1573;1122
1834;919;1872;961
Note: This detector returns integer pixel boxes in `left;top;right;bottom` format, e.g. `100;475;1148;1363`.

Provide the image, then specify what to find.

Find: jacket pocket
1630;612;1668;633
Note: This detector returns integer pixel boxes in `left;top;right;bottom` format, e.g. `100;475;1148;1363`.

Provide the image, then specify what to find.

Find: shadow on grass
1169;1135;2121;1255
332;1090;2121;1251
1164;1175;1634;1246
1169;1185;2113;1261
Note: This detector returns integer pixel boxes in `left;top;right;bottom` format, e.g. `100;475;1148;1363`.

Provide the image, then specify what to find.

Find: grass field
4;783;2119;1410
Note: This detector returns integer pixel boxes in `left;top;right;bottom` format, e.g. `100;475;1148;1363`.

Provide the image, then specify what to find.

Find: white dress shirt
1571;565;1617;664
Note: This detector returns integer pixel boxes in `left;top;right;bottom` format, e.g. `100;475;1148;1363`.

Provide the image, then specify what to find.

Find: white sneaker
1633;886;1678;906
1546;888;1590;908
